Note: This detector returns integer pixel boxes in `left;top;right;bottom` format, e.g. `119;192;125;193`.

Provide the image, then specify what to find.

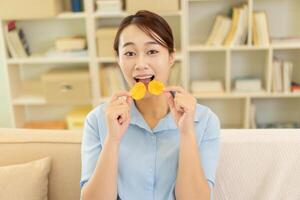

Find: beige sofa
0;128;300;200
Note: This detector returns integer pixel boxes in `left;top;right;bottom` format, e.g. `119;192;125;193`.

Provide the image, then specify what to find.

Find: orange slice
130;82;146;100
148;80;165;95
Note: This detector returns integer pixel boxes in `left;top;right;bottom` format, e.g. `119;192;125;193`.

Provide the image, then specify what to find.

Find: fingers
110;91;132;102
163;86;185;94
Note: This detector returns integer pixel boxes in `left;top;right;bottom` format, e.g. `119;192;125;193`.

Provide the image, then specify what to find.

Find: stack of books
272;59;294;93
233;76;263;93
190;80;224;94
96;0;122;13
4;21;30;58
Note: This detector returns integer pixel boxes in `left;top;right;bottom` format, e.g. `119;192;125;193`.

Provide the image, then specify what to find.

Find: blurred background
0;0;300;130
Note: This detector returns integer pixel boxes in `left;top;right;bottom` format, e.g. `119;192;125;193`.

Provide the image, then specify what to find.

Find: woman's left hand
163;86;197;135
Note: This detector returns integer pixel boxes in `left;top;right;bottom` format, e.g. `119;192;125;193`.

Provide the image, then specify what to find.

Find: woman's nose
134;56;149;70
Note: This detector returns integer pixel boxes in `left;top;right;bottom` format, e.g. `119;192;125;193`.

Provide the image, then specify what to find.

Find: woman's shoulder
85;102;108;127
195;103;221;139
195;103;220;123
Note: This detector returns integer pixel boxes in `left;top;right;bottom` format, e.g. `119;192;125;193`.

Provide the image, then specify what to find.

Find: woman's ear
115;52;120;66
169;48;176;67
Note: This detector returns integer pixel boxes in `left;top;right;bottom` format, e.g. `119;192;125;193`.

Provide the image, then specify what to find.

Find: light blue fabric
80;101;220;200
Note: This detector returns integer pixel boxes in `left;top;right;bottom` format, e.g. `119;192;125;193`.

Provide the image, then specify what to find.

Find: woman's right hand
104;91;133;143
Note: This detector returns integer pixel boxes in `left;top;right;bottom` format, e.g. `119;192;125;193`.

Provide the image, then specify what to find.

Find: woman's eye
124;52;135;56
147;50;159;55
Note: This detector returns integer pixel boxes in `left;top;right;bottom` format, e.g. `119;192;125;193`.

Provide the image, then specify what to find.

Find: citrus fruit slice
148;80;165;95
130;82;146;100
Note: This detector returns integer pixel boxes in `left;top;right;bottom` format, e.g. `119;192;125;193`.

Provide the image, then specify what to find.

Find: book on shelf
250;103;257;129
233;76;262;93
4;21;30;58
99;64;126;97
223;3;248;46
190;80;224;93
71;0;83;12
271;36;300;46
45;47;88;58
252;12;270;46
272;58;294;93
205;15;232;46
283;61;293;93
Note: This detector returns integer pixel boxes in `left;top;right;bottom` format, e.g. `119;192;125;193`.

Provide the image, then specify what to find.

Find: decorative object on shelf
125;0;179;13
55;36;87;52
4;21;30;58
252;12;270;46
24;120;67;129
41;67;91;104
71;0;83;12
96;27;118;57
191;80;224;94
96;0;122;13
66;105;92;130
291;82;300;93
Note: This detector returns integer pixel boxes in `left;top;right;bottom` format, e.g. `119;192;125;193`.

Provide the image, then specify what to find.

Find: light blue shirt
80;101;220;200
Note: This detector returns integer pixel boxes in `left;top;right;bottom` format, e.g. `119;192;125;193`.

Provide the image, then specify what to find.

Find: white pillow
0;157;52;200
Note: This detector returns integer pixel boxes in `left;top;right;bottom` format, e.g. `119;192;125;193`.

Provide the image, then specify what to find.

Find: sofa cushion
0;157;52;200
0;128;82;200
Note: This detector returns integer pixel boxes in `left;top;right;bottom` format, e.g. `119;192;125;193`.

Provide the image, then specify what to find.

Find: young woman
80;10;220;200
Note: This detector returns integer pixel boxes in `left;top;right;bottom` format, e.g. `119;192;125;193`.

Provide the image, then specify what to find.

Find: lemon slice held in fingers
130;82;146;100
148;80;165;95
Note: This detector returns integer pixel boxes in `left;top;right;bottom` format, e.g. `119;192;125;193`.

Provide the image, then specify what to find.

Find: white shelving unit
0;0;300;129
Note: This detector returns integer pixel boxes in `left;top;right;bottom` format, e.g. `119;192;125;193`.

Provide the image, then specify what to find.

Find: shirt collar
130;101;200;133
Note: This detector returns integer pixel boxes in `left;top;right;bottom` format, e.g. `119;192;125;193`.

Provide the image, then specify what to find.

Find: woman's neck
134;94;169;120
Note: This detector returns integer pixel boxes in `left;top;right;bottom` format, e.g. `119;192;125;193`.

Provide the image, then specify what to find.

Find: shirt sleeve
80;108;103;189
198;110;221;199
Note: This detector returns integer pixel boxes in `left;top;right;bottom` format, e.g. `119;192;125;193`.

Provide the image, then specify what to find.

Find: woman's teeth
134;75;155;83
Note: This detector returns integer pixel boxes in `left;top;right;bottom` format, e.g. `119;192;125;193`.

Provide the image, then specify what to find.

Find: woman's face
117;24;175;99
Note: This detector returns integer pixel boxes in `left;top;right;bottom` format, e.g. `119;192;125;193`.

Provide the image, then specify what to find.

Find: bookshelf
0;0;300;129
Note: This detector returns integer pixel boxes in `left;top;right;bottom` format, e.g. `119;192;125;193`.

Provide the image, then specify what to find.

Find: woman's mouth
134;75;155;84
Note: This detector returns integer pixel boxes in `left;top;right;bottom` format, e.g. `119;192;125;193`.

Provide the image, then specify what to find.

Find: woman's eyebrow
145;41;159;45
122;42;135;48
122;41;159;48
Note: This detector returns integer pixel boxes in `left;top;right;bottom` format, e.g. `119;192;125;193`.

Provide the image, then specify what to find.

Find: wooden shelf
7;57;90;64
94;11;182;18
57;12;87;19
1;0;300;129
